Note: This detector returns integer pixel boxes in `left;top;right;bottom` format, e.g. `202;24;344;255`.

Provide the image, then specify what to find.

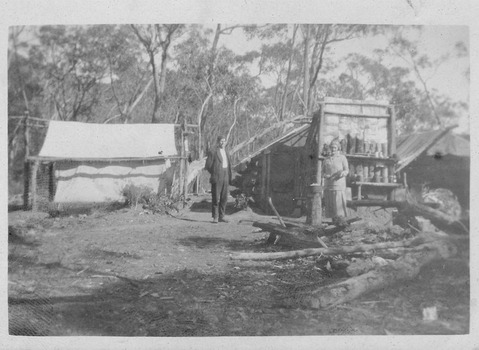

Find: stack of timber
347;192;468;235
300;235;457;309
233;201;460;309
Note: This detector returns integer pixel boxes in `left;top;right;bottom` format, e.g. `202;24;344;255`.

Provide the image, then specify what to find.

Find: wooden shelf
354;182;402;188
353;181;402;201
346;154;397;163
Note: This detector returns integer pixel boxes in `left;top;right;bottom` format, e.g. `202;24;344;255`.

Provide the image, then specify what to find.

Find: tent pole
31;160;40;212
388;105;397;157
49;162;55;201
260;151;267;211
265;150;271;214
23;160;30;210
23;111;30;211
311;105;324;226
179;130;185;199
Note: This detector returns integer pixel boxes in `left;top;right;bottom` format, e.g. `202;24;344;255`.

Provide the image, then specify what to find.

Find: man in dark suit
205;136;232;223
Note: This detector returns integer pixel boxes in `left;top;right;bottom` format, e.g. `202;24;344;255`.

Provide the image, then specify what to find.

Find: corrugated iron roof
396;126;459;171
38;121;178;159
426;132;470;157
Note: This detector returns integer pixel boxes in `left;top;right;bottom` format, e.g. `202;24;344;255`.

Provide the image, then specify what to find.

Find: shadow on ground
177;235;269;252
9;265;303;336
9;249;469;336
189;200;240;215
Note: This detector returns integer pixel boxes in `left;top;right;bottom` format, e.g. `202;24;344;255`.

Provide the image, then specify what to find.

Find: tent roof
396;127;469;171
38;121;178;160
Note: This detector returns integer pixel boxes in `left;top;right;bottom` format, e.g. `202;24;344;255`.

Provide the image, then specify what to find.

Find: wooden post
260;152;268;211
388;105;397;157
49;162;55;201
196;124;202;195
265;150;271;214
23;111;30;210
311;105;324;226
293;149;300;199
183;137;189;198
31;160;40;211
23;160;30;210
178;131;185;199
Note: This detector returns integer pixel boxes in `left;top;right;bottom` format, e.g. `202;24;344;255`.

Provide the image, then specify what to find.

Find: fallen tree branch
254;218;360;249
231;234;437;261
300;238;457;309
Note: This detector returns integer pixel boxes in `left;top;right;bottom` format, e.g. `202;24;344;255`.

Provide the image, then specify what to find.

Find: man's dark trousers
211;167;229;220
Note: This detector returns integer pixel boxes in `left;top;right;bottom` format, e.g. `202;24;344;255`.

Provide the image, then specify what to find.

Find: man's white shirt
219;148;228;169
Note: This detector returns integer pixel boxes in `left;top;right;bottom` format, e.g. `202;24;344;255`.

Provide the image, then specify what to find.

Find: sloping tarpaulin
426;132;470;157
395;127;455;172
39;121;178;159
37;121;178;203
235;124;310;167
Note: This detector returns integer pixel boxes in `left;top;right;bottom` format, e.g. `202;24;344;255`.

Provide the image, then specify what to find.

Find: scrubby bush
122;184;158;209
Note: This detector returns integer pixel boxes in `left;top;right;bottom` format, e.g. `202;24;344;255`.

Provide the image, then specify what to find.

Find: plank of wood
347;200;404;208
354;182;402;188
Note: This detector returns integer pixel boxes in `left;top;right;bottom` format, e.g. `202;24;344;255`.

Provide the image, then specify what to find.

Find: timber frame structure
235;97;401;225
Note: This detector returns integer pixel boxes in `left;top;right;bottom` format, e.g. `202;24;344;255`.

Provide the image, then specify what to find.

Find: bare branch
226;98;242;144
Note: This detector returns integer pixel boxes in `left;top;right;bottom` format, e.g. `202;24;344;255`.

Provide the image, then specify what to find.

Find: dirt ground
8;194;470;337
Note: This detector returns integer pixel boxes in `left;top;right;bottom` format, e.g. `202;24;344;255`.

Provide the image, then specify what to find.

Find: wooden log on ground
281;217;361;237
232;234;435;261
347;200;441;209
402;197;468;235
256;217;368;250
404;197;456;224
256;222;323;249
300;238;457;309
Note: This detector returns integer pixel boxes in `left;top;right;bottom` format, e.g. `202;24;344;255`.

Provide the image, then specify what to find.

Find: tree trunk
149;52;160;123
404;196;457;225
279;25;298;121
301;238;456;309
302;24;311;116
200;24;221;137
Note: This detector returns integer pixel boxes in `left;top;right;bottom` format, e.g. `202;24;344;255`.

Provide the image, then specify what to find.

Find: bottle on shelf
340;139;347;154
363;165;369;182
355;136;364;154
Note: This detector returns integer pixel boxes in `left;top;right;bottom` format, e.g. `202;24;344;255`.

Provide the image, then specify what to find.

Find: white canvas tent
31;121;179;204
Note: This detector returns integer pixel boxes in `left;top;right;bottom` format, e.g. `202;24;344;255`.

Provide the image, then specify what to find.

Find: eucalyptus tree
244;24;383;118
384;32;468;130
168;25;268;159
28;26;110;121
130;24;185;123
327;49;464;133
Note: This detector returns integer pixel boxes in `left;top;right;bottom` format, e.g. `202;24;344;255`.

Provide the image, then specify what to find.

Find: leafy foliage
8;24;469;186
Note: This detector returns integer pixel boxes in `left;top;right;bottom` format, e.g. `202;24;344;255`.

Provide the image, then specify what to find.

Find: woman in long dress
323;140;349;218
